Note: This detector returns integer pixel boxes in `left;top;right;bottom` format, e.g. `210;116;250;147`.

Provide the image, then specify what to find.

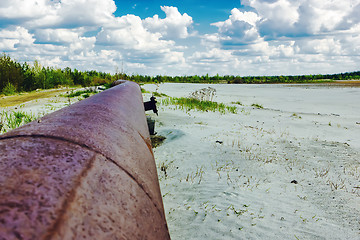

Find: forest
1;53;360;95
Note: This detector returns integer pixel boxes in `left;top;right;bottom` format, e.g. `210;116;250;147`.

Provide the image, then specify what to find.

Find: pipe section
0;81;170;239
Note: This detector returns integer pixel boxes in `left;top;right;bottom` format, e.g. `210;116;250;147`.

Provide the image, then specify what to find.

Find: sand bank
143;83;360;239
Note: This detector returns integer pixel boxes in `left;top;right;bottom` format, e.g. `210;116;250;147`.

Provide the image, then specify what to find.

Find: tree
0;53;23;92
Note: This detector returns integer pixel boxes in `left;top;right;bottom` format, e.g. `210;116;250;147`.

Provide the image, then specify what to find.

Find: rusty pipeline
0;81;170;239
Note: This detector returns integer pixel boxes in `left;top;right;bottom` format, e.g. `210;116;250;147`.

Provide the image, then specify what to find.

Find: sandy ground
0;87;94;133
142;83;360;240
1;83;359;239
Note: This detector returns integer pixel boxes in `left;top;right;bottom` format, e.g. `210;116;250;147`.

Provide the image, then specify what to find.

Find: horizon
0;0;359;76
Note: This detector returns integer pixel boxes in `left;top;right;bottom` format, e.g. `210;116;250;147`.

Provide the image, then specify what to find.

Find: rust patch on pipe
43;154;97;239
138;132;154;156
0;134;164;220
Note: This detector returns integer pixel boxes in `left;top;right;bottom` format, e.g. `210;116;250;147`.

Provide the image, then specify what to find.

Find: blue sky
0;0;359;76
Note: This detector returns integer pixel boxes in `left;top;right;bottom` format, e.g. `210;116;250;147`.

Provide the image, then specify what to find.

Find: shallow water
146;82;360;118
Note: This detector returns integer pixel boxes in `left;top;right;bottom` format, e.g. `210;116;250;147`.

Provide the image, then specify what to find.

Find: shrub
2;82;17;96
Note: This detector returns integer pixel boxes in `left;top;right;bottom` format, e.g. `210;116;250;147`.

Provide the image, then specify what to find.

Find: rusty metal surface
0;81;170;239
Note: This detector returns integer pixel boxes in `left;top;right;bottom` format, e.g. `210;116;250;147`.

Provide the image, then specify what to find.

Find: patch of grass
251;103;264;109
161;97;237;114
232;101;243;106
66;88;97;98
141;88;150;94
0;110;38;134
151;135;166;148
152;92;168;97
226;106;238;114
291;113;302;119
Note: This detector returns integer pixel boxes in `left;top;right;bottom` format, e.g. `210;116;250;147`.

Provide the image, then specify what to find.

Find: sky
0;0;359;76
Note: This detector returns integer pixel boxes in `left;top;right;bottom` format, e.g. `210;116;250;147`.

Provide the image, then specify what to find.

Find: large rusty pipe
0;81;170;239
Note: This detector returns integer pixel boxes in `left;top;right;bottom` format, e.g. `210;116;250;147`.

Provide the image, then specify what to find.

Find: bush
2;82;17;96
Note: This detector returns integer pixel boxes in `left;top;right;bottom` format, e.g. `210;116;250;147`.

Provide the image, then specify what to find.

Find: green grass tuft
0;110;38;134
152;92;168;97
66;89;97;98
161;97;237;114
251;103;264;109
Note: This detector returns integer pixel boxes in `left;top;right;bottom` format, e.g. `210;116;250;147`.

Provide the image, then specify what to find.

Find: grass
152;92;168;97
65;88;97;98
291;113;302;119
161;97;238;114
251;103;264;109
151;135;166;148
0;110;39;134
232;101;243;106
141;88;151;94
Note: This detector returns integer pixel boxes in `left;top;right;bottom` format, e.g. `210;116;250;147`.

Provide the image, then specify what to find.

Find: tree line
1;53;360;95
0;54;116;95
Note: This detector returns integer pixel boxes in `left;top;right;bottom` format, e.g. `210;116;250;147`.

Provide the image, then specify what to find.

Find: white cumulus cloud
0;26;34;50
143;6;193;39
211;8;261;45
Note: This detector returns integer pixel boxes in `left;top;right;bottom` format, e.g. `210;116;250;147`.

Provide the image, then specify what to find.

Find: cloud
143;6;193;39
96;14;173;51
0;26;34;50
203;0;359;75
0;1;189;74
0;0;117;29
34;29;80;44
0;0;359;76
54;0;116;28
295;38;342;55
211;8;261;45
0;0;53;22
242;0;359;38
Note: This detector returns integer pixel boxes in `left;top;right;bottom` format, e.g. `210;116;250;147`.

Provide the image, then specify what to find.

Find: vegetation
0;110;38;133
1;53;360;96
152;92;168;97
0;53;114;95
161;97;237;114
251;103;264;109
65;88;98;98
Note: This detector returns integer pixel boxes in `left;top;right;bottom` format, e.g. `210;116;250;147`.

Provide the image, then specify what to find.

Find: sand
142;83;360;239
1;83;359;239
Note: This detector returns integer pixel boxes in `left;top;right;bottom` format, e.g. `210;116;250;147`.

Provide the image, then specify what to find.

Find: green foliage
66;88;97;98
0;53;23;93
141;88;150;93
226;106;238;114
152;91;168;97
0;54;113;93
232;101;243;106
0;110;37;133
161;97;237;114
2;82;17;95
251;103;264;109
